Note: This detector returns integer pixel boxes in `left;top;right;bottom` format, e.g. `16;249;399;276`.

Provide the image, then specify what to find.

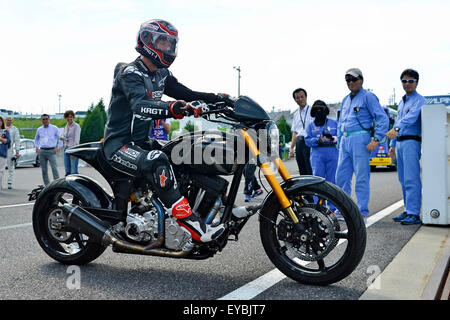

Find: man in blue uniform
305;100;339;211
149;119;170;141
336;68;389;219
387;69;425;225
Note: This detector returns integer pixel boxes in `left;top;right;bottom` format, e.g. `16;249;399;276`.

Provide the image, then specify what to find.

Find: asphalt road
0;156;420;302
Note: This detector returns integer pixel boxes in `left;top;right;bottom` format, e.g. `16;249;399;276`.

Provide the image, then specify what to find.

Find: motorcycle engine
125;209;159;243
186;173;229;220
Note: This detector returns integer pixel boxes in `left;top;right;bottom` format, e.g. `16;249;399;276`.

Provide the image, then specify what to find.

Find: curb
360;225;450;300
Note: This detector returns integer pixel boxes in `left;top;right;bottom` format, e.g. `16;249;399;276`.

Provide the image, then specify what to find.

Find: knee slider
142;150;175;191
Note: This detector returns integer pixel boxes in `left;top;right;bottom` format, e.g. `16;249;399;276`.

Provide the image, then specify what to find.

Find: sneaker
252;188;264;199
401;215;422;225
8;184;12;190
169;197;225;242
244;194;252;202
393;212;408;222
178;214;225;242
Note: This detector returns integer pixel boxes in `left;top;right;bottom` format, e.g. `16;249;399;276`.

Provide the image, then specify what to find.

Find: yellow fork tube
274;157;291;181
240;130;298;223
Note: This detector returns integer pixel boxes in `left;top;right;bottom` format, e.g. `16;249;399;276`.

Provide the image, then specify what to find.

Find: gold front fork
240;129;299;223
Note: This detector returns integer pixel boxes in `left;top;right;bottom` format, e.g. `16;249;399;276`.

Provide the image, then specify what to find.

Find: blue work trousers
335;133;371;217
311;146;338;211
396;140;421;216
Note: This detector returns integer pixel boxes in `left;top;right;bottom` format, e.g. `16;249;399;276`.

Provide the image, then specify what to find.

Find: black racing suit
103;57;220;207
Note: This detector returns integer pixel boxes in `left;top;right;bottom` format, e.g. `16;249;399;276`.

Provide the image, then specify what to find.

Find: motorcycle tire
260;180;366;286
32;179;107;265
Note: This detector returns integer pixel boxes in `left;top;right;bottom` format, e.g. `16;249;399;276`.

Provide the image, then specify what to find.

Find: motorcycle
29;96;366;286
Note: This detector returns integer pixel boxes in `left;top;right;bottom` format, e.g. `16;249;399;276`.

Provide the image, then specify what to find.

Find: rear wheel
260;181;366;285
32;181;107;265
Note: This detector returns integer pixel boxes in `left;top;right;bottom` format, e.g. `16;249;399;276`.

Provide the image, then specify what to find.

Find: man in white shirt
290;88;313;175
5;116;21;189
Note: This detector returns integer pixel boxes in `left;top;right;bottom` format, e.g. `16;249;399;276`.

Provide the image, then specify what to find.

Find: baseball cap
345;68;363;79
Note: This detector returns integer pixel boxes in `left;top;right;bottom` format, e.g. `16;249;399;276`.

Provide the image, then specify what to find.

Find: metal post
58;94;62;114
233;66;241;97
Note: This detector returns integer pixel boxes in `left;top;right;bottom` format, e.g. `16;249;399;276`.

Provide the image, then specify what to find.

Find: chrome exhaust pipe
62;204;192;258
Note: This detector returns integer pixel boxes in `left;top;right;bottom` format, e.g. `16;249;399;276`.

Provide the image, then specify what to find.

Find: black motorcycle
30;96;366;285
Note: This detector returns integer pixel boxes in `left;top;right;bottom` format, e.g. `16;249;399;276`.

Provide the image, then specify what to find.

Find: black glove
169;100;186;119
216;93;236;107
186;100;209;118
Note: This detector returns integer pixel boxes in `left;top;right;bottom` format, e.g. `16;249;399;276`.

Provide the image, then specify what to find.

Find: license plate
370;157;392;166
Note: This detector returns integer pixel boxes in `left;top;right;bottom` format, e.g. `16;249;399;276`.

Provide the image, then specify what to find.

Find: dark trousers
295;138;312;175
243;163;261;195
109;144;180;208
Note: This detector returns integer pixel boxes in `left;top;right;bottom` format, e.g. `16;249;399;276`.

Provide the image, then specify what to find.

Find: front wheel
260;181;366;285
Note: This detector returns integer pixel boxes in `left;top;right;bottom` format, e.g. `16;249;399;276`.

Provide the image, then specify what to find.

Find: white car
11;138;40;168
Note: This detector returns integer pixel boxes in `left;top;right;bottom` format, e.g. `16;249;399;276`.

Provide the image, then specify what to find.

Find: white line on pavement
0;222;32;231
0;203;34;210
218;199;404;300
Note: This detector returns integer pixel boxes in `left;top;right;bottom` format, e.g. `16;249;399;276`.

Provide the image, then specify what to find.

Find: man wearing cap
335;68;389;219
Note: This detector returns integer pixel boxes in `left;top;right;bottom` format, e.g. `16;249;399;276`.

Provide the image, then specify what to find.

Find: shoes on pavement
401;214;422;225
393;212;408;222
252;188;264;199
244;194;252;202
8;184;12;189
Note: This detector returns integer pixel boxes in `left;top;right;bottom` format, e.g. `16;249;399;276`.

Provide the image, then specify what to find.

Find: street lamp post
57;94;62;114
233;66;241;97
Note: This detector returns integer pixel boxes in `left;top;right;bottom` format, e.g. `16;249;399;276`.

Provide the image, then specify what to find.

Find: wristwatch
373;137;379;142
394;127;400;132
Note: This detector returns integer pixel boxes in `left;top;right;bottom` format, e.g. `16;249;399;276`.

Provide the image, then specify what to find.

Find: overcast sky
1;0;449;115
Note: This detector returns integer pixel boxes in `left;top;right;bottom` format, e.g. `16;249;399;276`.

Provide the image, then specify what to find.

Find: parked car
11;138;40;168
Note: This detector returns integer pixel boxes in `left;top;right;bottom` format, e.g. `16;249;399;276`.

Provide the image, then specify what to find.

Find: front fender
260;175;325;215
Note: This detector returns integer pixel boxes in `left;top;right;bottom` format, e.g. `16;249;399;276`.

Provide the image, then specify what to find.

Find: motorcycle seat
66;142;130;180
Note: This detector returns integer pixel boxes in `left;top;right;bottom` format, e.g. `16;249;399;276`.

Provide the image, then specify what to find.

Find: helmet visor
141;31;178;56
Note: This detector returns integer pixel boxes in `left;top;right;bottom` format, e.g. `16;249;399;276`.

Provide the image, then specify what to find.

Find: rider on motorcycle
103;19;231;243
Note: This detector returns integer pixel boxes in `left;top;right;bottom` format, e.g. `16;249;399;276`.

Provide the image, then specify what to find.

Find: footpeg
232;204;261;219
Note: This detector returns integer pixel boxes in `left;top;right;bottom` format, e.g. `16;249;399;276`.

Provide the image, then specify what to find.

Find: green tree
80;99;107;143
183;120;195;133
276;115;292;143
169;120;180;139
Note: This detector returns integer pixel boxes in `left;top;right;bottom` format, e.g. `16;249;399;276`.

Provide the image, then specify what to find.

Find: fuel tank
161;131;250;175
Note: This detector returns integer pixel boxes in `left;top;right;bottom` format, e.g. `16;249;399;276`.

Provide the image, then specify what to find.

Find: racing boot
169;197;225;243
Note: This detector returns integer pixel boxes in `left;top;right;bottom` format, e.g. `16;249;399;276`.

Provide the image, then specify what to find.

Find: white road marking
218;200;404;300
0;222;32;231
1;199;405;299
0;202;34;210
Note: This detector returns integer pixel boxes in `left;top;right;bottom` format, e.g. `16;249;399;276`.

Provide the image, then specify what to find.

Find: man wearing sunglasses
336;68;389;220
386;69;425;225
